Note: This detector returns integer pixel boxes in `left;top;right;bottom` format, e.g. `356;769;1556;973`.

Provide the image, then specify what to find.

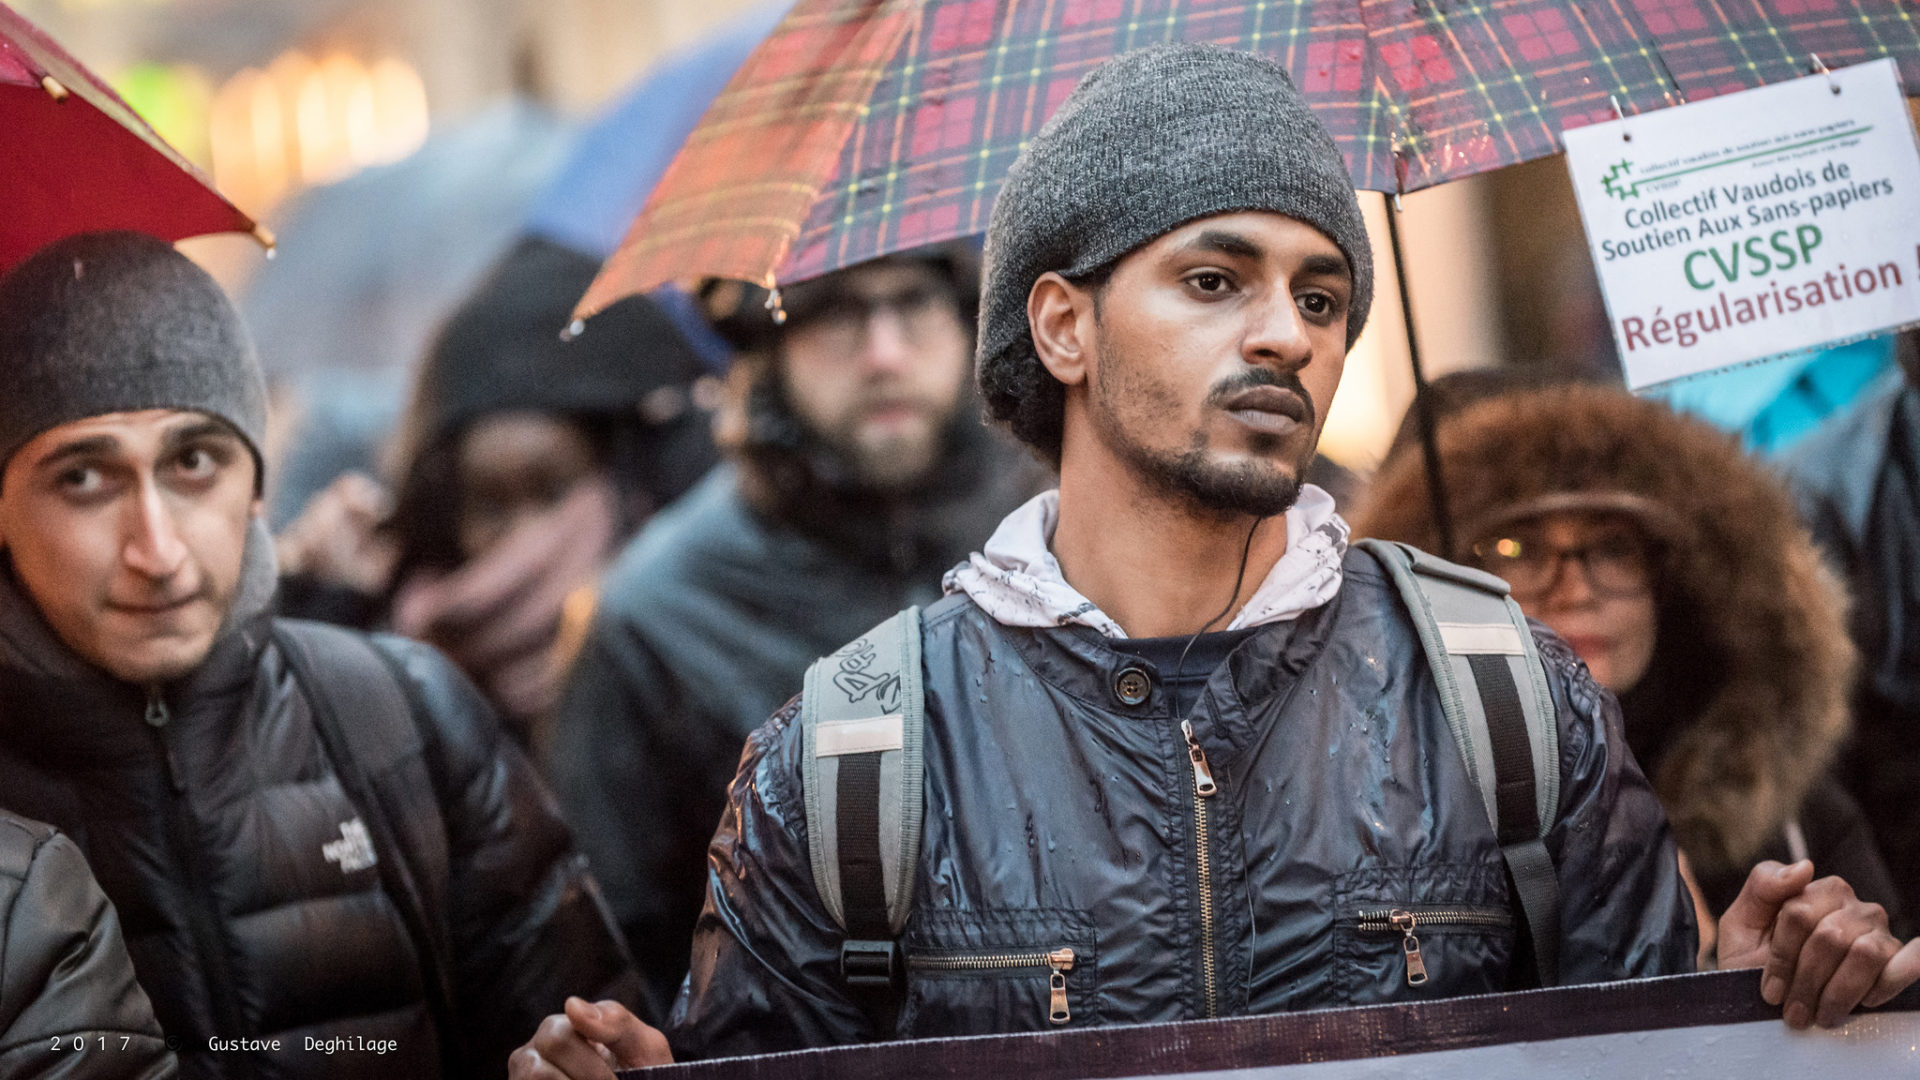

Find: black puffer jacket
0;812;174;1079
0;565;641;1080
667;548;1696;1058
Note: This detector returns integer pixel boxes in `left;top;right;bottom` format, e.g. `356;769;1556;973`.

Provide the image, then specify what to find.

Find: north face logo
322;818;378;874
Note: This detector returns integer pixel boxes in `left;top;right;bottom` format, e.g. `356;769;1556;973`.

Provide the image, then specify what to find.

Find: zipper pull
1180;720;1217;796
144;688;170;728
144;689;186;794
1391;909;1428;986
1047;947;1075;1025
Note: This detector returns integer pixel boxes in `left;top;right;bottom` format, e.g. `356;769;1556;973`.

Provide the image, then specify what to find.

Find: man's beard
750;370;960;497
1090;348;1315;520
821;408;946;493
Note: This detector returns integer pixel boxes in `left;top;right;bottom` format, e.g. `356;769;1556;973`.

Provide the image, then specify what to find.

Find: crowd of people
0;42;1916;1080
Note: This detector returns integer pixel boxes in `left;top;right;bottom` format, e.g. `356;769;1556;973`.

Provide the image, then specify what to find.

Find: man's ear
1028;272;1097;389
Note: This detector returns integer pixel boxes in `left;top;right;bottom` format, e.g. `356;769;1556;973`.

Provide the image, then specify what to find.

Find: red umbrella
575;0;1920;320
0;1;267;275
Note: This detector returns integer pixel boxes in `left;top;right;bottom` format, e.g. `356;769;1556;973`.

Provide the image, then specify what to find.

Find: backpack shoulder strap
269;620;463;1064
1354;539;1563;987
799;607;926;1003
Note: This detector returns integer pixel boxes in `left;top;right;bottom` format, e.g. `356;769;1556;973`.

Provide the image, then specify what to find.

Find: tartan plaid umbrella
576;0;1920;320
0;1;265;275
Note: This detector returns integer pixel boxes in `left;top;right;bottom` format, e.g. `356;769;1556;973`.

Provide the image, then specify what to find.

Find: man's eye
57;467;103;495
1298;292;1334;316
1189;272;1230;293
173;445;228;481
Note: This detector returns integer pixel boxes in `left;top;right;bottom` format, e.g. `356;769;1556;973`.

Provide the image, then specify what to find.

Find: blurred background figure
245;101;577;529
277;236;718;743
540;244;1049;1014
1785;330;1920;929
1354;383;1905;957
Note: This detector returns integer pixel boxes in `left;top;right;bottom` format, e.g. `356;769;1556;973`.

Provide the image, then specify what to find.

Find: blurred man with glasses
1473;502;1663;692
1359;382;1905;965
541;246;1047;1014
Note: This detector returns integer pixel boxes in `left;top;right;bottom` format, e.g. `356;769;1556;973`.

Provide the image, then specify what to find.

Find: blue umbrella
1648;335;1896;457
241;101;577;525
524;0;791;260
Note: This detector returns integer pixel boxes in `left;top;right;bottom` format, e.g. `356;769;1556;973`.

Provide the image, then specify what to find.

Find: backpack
269;620;465;1072
798;540;1563;1022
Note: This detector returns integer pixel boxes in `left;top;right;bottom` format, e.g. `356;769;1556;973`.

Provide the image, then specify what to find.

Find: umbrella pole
1383;198;1458;560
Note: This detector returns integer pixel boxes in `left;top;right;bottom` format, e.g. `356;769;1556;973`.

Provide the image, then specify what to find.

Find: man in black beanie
0;231;644;1080
515;44;1916;1076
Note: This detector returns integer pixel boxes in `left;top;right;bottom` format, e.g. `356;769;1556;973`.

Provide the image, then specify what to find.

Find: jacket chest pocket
1332;865;1514;1005
898;908;1099;1036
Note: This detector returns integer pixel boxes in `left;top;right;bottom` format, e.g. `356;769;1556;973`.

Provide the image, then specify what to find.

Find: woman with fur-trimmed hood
1354;384;1903;945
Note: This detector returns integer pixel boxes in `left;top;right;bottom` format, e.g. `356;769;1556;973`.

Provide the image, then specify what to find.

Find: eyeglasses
781;283;957;350
1472;527;1655;602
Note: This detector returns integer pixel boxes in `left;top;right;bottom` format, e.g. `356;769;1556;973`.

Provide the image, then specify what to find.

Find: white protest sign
1151;1013;1920;1079
1563;58;1920;390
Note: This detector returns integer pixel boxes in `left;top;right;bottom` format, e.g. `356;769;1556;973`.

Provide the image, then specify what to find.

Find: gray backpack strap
800;607;925;998
1355;539;1563;987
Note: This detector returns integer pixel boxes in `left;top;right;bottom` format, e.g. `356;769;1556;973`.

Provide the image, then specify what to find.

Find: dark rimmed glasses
1472;522;1656;603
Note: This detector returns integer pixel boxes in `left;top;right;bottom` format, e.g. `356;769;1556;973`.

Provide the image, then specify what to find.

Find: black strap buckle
840;939;900;989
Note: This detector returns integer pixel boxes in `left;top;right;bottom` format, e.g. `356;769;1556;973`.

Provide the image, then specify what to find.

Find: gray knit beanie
0;232;268;486
978;44;1373;459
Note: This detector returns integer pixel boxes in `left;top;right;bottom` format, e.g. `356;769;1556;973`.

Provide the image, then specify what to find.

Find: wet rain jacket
666;546;1696;1058
0;561;641;1080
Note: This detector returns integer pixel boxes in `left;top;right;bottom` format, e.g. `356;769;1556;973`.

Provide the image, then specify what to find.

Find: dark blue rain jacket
669;546;1696;1058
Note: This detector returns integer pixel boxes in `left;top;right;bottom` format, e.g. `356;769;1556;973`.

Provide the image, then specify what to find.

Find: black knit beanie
416;236;708;447
979;44;1374;389
0;232;268;483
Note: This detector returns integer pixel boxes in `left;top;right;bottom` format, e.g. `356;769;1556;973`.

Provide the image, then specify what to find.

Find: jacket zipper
1180;719;1218;1017
909;947;1077;1025
1356;906;1513;986
146;689;250;1063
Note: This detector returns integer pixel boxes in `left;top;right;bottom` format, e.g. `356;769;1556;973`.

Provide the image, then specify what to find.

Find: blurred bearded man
541;245;1046;1013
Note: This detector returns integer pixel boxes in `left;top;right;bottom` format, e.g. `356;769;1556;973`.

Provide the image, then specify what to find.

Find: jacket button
1112;666;1152;706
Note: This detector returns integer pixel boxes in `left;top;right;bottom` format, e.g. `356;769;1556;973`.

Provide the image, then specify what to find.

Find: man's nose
122;482;189;580
1243;293;1313;369
859;307;915;375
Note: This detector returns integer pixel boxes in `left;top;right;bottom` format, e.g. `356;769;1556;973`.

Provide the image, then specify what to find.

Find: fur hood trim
1351;385;1855;877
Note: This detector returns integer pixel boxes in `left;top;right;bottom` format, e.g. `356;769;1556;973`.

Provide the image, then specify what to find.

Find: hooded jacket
1784;370;1920;925
543;406;1047;1013
0;812;174;1079
0;533;642;1080
1355;385;1896;922
664;544;1694;1059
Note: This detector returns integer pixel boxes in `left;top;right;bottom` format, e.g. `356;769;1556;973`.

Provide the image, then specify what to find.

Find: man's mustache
1206;368;1316;427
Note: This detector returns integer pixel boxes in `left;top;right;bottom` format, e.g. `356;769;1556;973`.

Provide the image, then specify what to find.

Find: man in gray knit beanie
519;44;1916;1075
0;230;650;1077
0;231;273;684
